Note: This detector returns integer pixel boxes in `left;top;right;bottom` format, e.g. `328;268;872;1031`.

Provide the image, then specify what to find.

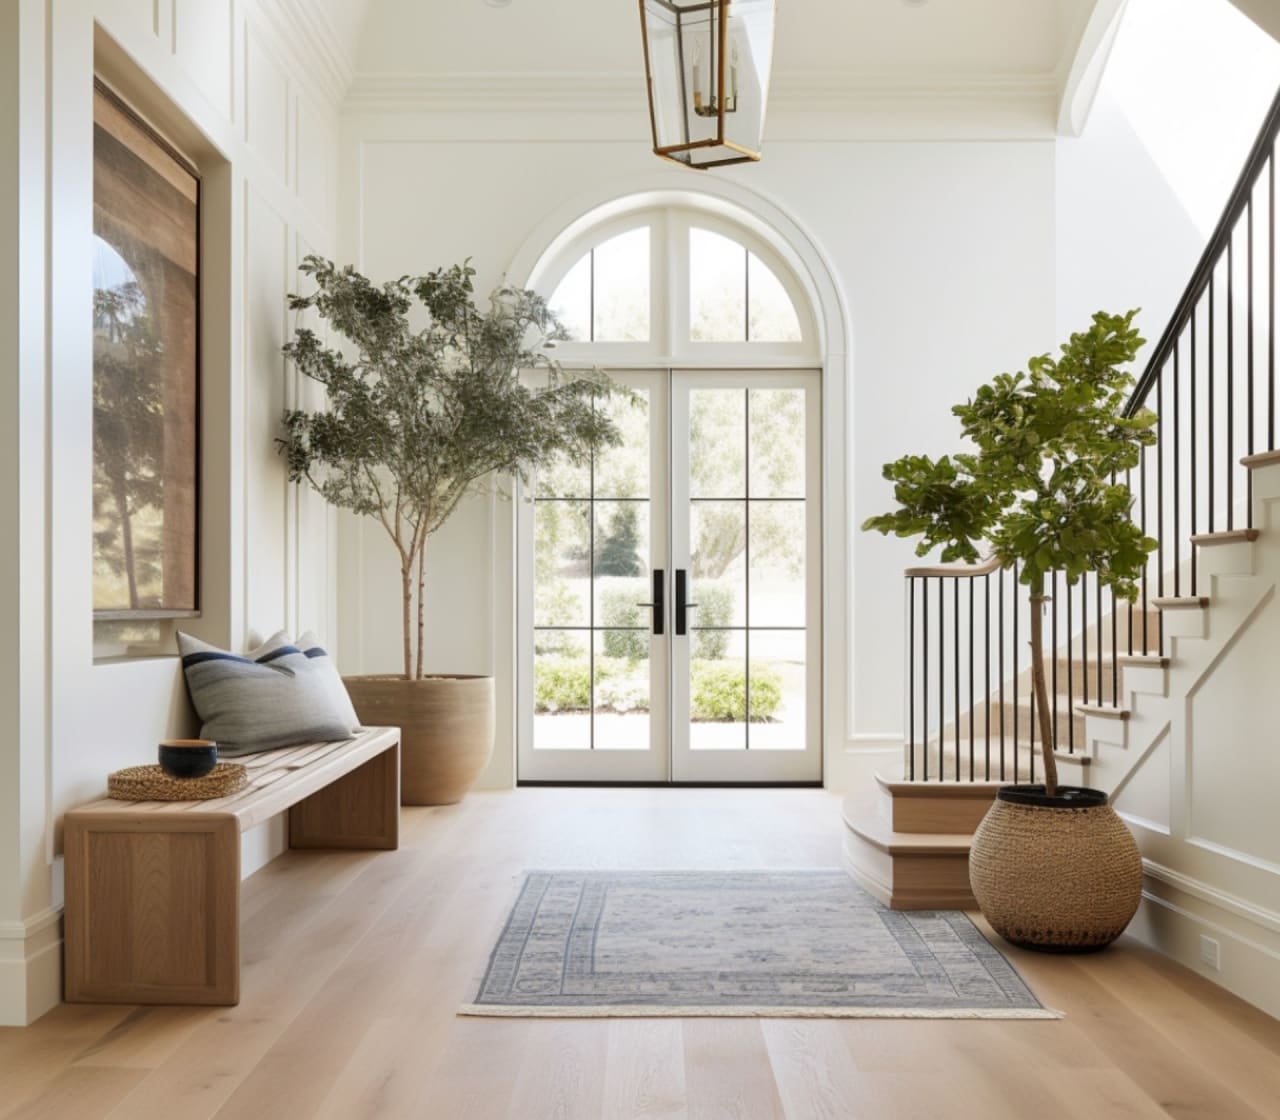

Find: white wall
0;0;342;1026
1054;88;1204;350
338;112;1058;792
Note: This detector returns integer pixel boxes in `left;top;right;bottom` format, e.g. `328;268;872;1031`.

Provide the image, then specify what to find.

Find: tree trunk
415;540;427;681
401;562;413;680
1028;583;1059;797
113;478;139;610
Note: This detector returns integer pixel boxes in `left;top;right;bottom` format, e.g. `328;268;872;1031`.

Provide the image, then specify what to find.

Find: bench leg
289;743;400;851
63;815;240;1005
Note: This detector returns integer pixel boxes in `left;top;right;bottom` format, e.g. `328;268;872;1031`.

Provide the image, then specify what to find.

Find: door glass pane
595;630;650;751
534;500;590;628
747;252;802;342
595;388;650;499
593;227;650;342
690;629;747;751
535;453;590;500
748;501;805;628
690;228;746;342
748;630;805;750
549;252;591;342
690;501;746;627
748;388;805;498
594;501;650;620
534;630;591;750
689;388;745;498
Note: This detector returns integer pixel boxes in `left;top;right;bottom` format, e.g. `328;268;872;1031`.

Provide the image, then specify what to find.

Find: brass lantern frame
638;0;763;171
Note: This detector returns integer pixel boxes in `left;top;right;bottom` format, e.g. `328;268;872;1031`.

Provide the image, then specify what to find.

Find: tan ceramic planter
343;675;494;806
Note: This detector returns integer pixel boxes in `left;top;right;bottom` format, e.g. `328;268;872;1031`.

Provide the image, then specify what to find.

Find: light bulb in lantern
731;40;739;106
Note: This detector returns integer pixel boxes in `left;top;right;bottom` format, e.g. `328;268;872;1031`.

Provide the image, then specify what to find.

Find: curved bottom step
842;797;977;911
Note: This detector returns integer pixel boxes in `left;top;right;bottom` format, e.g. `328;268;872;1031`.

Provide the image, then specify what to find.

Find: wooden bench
63;726;400;1006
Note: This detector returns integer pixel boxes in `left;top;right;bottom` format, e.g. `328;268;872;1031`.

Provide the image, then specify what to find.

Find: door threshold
517;780;825;789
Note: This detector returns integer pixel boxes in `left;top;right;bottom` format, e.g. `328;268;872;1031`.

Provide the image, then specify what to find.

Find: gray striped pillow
178;632;357;757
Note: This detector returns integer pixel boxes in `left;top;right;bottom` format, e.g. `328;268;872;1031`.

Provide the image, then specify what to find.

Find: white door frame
492;177;852;792
516;369;822;784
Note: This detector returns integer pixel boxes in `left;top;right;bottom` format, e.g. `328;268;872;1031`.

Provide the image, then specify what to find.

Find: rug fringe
458;1004;1063;1020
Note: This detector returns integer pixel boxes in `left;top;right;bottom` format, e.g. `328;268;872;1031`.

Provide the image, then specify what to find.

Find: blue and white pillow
253;629;361;732
178;631;359;757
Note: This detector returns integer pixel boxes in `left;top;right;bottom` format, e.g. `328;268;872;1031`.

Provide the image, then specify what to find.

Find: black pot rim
996;784;1108;809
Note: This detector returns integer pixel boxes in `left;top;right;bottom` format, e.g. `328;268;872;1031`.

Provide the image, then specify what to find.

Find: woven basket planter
344;675;494;806
969;785;1143;953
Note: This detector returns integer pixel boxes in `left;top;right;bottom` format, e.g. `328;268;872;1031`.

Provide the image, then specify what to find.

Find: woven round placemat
107;763;247;802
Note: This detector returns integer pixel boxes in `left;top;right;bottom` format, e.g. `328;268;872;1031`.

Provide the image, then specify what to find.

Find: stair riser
885;791;995;834
953;702;1084;749
842;832;977;911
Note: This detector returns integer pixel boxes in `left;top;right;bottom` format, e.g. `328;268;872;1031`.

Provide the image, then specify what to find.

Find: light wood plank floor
3;788;1279;1119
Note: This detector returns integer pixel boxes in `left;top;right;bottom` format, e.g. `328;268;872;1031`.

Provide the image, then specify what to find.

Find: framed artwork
92;79;200;617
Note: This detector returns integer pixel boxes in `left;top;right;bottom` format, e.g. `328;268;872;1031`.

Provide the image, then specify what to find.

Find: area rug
460;870;1057;1019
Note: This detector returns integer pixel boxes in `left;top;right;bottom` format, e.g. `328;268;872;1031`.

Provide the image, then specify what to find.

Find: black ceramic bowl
158;739;218;779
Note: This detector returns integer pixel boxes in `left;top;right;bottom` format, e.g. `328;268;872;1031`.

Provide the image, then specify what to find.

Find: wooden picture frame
91;79;200;618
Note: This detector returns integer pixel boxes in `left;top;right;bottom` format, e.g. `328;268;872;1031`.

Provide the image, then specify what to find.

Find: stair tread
1191;528;1260;545
875;773;1005;797
1118;654;1170;667
842;805;971;854
1152;596;1210;609
1074;703;1130;719
1241;449;1280;468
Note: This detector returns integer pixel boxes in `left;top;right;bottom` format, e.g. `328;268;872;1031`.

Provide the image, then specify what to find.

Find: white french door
517;370;821;784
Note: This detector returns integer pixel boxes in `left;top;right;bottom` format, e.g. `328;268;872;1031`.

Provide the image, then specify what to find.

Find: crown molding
253;0;356;109
346;67;1058;113
343;68;1061;140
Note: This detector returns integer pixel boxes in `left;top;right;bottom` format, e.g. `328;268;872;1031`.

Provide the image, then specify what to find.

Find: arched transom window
539;208;817;364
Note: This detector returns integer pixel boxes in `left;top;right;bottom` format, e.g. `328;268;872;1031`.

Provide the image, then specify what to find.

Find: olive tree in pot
280;257;621;805
863;311;1158;951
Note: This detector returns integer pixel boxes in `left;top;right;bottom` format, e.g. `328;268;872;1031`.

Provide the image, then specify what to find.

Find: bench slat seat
64;726;401;1006
70;727;400;832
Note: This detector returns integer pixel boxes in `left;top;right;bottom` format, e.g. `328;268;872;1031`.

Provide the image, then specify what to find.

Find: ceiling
348;0;1094;80
308;0;1276;136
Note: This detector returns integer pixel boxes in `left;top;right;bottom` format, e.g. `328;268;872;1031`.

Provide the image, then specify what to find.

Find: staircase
845;85;1280;910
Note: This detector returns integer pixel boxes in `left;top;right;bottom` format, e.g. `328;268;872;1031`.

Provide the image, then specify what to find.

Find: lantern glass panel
641;0;775;170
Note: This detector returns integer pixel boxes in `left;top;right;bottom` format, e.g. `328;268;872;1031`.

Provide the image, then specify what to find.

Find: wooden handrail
903;556;1001;579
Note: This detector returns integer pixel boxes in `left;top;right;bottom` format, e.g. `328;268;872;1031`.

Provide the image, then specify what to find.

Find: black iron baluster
984;572;991;781
1271;153;1276;452
908;578;916;781
1191;311;1199;593
1066;577;1074;751
1096;569;1104;706
1248;197;1256;526
1174;345;1181;597
921;578;929;782
1051;570;1058;757
937;577;944;783
1012;561;1019;784
953;579;960;783
967;579;974;782
998;569;1006;782
1228;235;1235;530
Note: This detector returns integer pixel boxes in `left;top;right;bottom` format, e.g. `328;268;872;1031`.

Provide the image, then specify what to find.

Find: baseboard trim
1130;869;1280;1022
1143;858;1280;936
0;908;63;1027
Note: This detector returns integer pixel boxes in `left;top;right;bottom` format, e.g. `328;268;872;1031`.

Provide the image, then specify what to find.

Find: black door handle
636;568;665;636
675;569;699;636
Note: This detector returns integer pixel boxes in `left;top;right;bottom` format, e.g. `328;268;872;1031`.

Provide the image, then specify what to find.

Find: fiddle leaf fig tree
280;255;622;681
862;310;1158;796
